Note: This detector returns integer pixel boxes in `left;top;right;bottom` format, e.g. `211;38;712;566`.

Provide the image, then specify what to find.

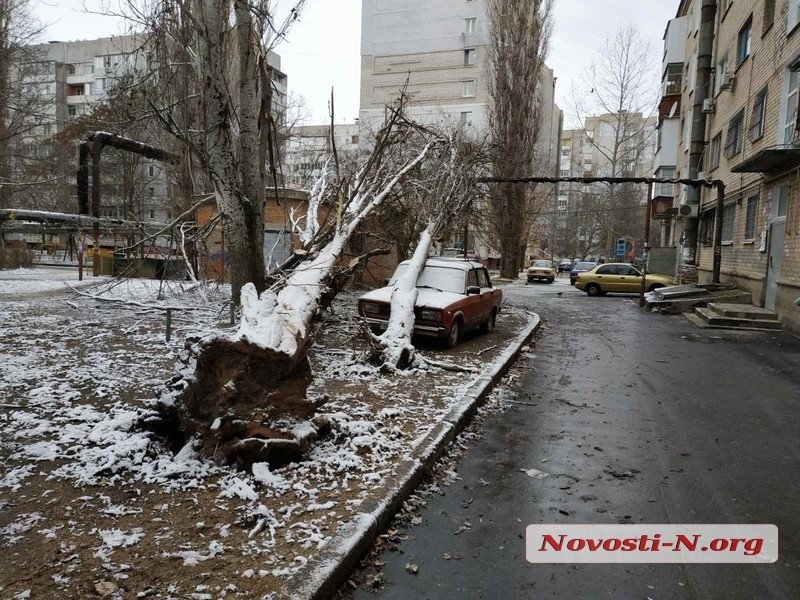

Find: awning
731;148;800;174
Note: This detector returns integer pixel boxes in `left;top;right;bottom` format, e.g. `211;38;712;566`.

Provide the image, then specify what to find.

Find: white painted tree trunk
378;224;434;369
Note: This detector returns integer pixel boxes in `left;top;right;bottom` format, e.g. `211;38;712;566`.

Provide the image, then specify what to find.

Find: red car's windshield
390;264;466;294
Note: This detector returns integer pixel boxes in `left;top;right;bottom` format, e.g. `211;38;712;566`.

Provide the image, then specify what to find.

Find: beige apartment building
360;0;562;264
657;0;800;334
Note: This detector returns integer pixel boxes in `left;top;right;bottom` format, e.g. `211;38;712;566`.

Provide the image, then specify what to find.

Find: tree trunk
198;0;265;305
374;224;434;369
0;1;10;210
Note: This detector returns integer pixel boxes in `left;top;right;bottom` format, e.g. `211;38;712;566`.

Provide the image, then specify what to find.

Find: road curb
281;313;541;600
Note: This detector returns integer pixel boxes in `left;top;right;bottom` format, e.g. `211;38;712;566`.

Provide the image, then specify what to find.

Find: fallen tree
368;135;482;370
157;103;434;468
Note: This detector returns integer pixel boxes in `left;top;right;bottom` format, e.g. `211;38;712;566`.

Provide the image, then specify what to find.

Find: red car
357;258;503;348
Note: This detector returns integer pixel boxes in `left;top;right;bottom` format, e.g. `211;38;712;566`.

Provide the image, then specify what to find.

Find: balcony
731;147;800;174
66;93;100;105
66;72;95;85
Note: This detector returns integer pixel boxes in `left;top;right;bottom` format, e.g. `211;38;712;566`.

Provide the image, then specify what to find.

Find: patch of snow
251;463;291;494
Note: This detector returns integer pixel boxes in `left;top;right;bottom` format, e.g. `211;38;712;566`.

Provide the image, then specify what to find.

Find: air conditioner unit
678;204;699;218
720;72;734;90
702;98;715;114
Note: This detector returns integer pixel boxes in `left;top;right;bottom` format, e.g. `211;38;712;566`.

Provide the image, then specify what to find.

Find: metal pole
712;182;725;283
165;308;172;342
640;182;653;307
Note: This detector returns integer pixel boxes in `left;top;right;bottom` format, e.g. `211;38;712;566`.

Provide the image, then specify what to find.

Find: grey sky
33;0;676;127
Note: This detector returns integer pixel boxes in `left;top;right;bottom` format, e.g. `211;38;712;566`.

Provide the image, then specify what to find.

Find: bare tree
486;0;554;278
112;0;306;304
0;0;49;209
568;25;657;259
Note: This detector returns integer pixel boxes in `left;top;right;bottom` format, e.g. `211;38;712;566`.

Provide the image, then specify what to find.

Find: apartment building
283;124;361;190
13;36;288;223
555;112;657;260
658;0;800;334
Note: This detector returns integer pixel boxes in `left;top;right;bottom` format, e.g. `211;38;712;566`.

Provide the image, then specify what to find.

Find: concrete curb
281;313;542;600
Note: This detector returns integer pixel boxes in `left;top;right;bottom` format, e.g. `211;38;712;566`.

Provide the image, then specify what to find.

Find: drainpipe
682;0;718;266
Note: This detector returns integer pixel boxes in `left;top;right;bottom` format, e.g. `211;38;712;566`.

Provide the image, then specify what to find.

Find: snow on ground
0;267;108;297
0;276;532;598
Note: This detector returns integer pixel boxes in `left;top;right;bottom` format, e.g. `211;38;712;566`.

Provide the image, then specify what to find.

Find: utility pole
639;182;653;307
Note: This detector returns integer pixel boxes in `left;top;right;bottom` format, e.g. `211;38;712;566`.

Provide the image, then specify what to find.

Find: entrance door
765;221;785;310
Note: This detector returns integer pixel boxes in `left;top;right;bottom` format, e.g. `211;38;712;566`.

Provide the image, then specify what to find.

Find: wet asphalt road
352;276;800;600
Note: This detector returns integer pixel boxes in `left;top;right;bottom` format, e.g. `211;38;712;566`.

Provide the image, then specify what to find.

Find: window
750;86;768;140
148;186;155;198
789;0;800;33
737;18;752;65
560;169;570;177
721;203;736;243
710;133;722;169
149;209;155;220
67;105;77;117
702;209;716;243
477;269;489;288
460;111;472;125
103;56;112;69
654;167;675;197
784;70;799;144
351;135;359;144
465;18;476;34
664;63;682;95
764;0;775;32
744;196;759;240
715;54;729;95
596;265;617;275
148;165;155;177
467;269;479;288
776;184;789;217
725;109;745;157
621;266;641;277
464;49;476;66
462;80;475;97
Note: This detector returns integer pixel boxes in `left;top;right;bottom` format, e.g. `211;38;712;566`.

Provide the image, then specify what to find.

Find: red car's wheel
480;309;496;334
447;319;462;348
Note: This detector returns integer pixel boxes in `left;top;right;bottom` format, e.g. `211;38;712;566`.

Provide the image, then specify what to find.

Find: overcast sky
33;0;676;127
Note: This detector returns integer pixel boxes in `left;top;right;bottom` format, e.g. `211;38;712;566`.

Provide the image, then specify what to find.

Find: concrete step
706;303;780;321
645;290;753;314
694;307;782;330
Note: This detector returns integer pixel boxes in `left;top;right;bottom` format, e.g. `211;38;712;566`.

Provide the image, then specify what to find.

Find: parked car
575;263;677;296
569;261;597;285
357;258;502;348
558;259;573;273
526;260;556;284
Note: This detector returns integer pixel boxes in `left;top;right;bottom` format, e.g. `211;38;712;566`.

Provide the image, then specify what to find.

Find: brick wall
675;0;800;330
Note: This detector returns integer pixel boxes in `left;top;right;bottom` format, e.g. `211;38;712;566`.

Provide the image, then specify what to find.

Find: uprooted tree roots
149;336;330;470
